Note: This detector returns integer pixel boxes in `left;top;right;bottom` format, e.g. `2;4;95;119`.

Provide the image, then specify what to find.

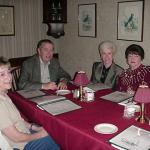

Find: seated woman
0;57;60;150
91;41;123;89
116;44;150;94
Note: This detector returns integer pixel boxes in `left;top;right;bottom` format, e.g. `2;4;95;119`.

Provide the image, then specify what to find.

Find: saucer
94;123;118;134
56;90;71;95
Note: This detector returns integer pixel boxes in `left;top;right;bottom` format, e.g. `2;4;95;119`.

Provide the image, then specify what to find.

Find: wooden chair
11;66;21;91
9;56;30;91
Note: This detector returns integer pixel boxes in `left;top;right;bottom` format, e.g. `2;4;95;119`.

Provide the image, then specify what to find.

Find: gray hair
98;41;117;55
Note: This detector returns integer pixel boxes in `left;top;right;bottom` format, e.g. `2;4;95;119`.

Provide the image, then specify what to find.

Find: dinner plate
94;123;118;134
56;90;71;95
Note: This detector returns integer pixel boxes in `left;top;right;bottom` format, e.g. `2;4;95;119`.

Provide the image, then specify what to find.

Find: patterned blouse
116;64;150;93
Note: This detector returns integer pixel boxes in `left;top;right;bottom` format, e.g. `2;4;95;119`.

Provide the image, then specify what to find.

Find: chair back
9;56;30;91
11;66;21;91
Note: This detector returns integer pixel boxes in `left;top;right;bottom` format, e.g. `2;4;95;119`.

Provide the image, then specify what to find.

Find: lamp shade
73;71;89;86
134;85;150;103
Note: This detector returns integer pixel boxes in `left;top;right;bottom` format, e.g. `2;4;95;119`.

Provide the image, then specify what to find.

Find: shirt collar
39;56;50;65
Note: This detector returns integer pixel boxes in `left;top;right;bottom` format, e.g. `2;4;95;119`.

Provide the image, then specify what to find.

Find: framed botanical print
78;3;96;37
0;6;15;36
117;0;144;41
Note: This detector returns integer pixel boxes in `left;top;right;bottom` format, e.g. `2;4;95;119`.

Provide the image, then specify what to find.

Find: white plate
56;90;71;95
94;123;118;134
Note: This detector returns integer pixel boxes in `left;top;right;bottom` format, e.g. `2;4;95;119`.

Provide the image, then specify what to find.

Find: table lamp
134;85;150;124
73;71;89;101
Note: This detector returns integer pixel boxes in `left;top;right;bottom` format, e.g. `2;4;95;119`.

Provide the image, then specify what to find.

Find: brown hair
125;44;144;60
37;39;54;49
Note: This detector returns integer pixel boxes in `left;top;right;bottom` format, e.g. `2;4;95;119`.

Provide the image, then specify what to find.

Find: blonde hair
0;57;10;67
98;41;117;55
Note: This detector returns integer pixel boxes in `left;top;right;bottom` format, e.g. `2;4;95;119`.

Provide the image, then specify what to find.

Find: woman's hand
37;128;48;138
30;124;43;132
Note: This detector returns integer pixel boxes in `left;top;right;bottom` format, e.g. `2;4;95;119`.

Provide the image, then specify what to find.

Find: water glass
123;105;136;118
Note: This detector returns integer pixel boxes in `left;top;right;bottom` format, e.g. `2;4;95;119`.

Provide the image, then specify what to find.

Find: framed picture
0;6;15;36
78;3;96;37
117;1;144;41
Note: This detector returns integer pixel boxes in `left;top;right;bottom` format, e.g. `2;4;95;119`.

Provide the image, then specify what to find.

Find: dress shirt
40;58;50;83
100;65;111;83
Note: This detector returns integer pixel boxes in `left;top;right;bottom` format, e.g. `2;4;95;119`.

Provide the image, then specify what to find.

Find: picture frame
117;0;144;41
0;6;15;36
78;3;96;37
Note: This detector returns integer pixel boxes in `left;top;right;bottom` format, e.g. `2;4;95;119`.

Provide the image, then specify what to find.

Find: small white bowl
128;105;140;112
127;107;136;114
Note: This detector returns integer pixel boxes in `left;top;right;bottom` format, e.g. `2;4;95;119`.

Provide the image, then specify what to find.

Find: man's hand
42;82;57;90
58;82;67;90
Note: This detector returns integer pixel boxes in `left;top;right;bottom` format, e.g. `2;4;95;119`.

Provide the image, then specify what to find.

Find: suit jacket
91;62;123;89
18;54;71;90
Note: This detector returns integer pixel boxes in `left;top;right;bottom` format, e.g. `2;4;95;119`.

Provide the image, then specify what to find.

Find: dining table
8;86;150;150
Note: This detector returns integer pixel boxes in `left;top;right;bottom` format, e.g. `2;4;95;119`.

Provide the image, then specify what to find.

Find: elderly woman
91;41;123;88
116;44;150;94
0;57;60;150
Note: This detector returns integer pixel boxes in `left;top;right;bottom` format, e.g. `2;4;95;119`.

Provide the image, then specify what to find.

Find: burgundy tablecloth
8;89;150;150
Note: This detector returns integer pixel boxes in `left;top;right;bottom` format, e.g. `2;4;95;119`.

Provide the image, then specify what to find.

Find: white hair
98;41;117;55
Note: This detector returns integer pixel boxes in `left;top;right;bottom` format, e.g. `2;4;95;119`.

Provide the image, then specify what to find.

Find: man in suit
18;39;71;90
91;41;123;89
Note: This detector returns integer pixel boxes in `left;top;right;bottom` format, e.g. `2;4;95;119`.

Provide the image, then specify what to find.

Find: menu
109;125;150;150
100;91;133;103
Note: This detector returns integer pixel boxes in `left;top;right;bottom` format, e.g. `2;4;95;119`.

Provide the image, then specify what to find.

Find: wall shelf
43;0;67;23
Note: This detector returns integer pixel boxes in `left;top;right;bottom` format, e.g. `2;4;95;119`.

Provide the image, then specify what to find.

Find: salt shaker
85;91;94;102
73;89;80;99
123;105;136;118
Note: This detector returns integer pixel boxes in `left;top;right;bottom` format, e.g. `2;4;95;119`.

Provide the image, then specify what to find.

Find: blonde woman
0;57;60;150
